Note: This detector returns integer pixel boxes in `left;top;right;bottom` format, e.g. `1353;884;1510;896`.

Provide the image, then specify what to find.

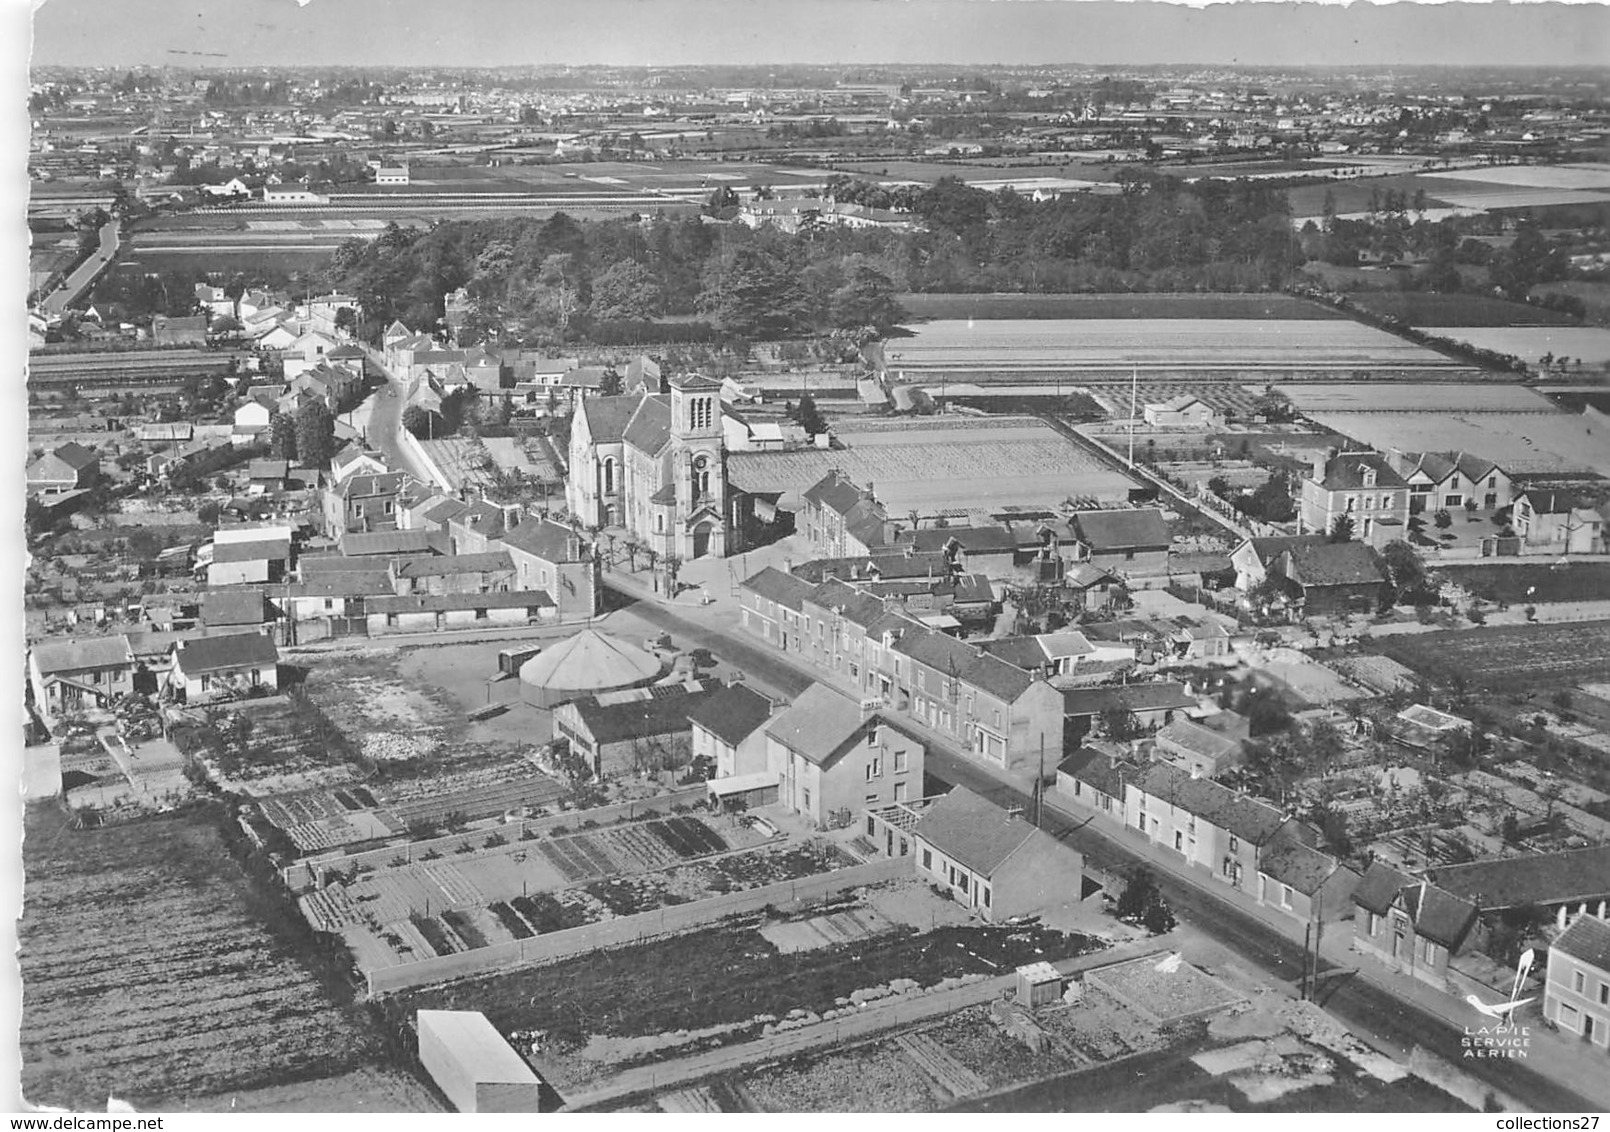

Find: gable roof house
1153;717;1246;778
322;470;408;537
552;680;725;779
1427;845;1610;933
1389;450;1511;513
1144;393;1220;429
1268;541;1386;616
1255;839;1359;925
28;634;136;724
1230;534;1328;593
802;470;891;559
1124;760;1302;893
1513;490;1605;555
1542;912;1610;1052
907;785;1086;922
169;631;280;702
494;517;600;623
26;442;100;494
1351;861;1479;991
764;683;926;829
1298;451;1409;549
689;682;777;780
1072;509;1171;576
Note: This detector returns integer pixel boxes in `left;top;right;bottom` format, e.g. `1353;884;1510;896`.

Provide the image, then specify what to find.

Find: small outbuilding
416;1010;545;1113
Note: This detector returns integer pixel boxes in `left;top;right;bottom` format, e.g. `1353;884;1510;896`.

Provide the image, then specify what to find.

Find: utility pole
1036;736;1045;828
1127;365;1138;467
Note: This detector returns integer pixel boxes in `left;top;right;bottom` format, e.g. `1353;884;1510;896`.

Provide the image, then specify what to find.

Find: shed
707;771;780;811
498;644;543;676
1016;961;1063;1006
416;1010;544;1113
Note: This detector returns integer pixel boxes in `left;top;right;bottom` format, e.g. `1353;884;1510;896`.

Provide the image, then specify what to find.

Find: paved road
601;579;1595;1112
41;217;121;315
362;346;435;485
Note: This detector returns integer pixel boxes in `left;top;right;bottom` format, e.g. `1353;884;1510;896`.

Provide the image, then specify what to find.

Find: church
567;374;740;560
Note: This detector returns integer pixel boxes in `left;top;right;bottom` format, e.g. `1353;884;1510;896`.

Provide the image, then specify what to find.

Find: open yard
19;803;387;1110
895;293;1341;322
1377;619;1610;692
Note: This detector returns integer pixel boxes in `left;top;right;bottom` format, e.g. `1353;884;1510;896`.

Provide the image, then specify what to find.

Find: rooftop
913;785;1061;876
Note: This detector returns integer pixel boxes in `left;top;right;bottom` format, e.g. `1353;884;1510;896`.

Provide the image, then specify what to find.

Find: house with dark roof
1229;534;1328;592
803;470;891;559
495;517;599;622
207;537;292;587
1298;451;1410;549
1543;913;1610;1053
1056;745;1138;825
906;785;1085;922
689;683;777;779
1062;682;1197;744
551;679;724;779
1125;761;1301;894
390;551;515;597
1071;508;1171;577
26;442;100;495
1513;489;1605;555
200;590;274;630
764;683;925;829
336;528;445;559
366;590;556;636
169;631;280;701
1351;861;1479;991
1269;541;1386;616
1427;846;1610;933
322;470;409;537
1255;840;1359;925
739;567;817;655
28;634;136;722
896;525;1018;580
1388;449;1512;515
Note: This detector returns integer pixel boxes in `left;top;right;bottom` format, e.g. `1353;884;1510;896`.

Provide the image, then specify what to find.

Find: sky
23;0;1610;69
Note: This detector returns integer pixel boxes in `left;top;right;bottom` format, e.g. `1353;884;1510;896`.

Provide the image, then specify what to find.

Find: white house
169;632;280;701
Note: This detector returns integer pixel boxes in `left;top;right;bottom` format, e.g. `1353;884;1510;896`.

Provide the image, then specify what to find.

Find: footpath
560;934;1178;1111
599;552;1610;1111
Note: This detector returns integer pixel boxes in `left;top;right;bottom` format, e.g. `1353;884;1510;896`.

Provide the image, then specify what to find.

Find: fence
364;856;912;996
282;786;709;889
399;428;454;493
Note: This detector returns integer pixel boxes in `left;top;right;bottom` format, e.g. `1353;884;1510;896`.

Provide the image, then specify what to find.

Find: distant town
18;58;1610;1115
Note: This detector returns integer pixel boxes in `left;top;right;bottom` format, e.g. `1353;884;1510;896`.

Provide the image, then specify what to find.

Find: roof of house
284;573;392;598
578;394;643;445
803;470;869;515
1426;846;1610;910
499;517;583;563
423;498;470;525
686;683;775;747
1520;489;1587;516
1351;861;1478;950
1157;718;1243;762
964;651;1037;703
174;631;279;673
1057;746;1131;797
903;526;1018;555
1149;393;1209;413
336;471;408;499
339;529;441;557
1133;762;1291;844
1317;452;1408;491
394;551;513;579
913;785;1061;877
1244;534;1329;565
1552;912;1610;972
980;636;1052;671
623;394;673;455
50;441;99;470
31;634;134;674
1073;509;1170;553
200;590;269;626
368;591;554;614
211;538;291;564
568;682;724;746
1258;840;1348;896
743;566;816;611
763;683;878;767
248;459;291;480
1280;542;1386;588
794;552;951;583
1063;682;1196;717
803;579;888;630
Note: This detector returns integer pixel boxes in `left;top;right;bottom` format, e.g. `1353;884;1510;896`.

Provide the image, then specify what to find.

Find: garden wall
400;428;454;493
364;856;912;996
282;786;709;890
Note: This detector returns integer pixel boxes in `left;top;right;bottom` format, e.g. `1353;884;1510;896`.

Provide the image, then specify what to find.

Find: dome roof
519;628;661;693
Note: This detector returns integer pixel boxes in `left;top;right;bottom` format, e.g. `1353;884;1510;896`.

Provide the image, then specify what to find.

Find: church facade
567;374;735;561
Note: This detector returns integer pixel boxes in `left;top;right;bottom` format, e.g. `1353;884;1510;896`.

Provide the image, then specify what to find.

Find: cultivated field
1086;381;1265;419
1377;620;1610;691
1343;292;1579;328
884;319;1457;374
1304;409;1610;476
1275;383;1559;413
728;416;1139;511
19;803;385;1109
1420;326;1610;367
896;292;1341;322
1439;563;1610;606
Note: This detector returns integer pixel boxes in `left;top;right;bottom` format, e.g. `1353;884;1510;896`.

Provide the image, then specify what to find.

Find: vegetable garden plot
1378;620;1610;691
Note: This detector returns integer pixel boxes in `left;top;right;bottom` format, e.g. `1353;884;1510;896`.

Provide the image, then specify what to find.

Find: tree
333;306;358;336
590;260;661;322
1116;867;1176;934
294;401;335;469
267;411;297;462
598;366;624;397
793;393;828;437
1328;514;1354;543
830;262;905;332
401;405;434;439
1379;539;1428;606
1098;707;1140;742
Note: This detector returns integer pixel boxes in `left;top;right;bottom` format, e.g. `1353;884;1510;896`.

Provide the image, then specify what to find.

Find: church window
688;396;713;432
602;458;616;494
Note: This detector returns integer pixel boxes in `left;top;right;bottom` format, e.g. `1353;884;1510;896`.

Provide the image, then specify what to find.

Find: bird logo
1465;948;1537;1021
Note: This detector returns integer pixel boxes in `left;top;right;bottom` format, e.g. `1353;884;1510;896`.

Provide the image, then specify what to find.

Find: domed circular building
519;628;663;708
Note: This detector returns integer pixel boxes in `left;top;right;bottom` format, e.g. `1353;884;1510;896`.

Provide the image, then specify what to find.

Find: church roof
580;394;642;445
623;394;673;455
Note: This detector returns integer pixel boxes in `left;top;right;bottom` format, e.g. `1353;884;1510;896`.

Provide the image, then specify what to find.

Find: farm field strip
895;292;1342;321
1377;620;1610;690
1305;410;1610;476
1274;382;1559;413
1341;292;1581;328
1419;326;1610;366
1421;163;1610;190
